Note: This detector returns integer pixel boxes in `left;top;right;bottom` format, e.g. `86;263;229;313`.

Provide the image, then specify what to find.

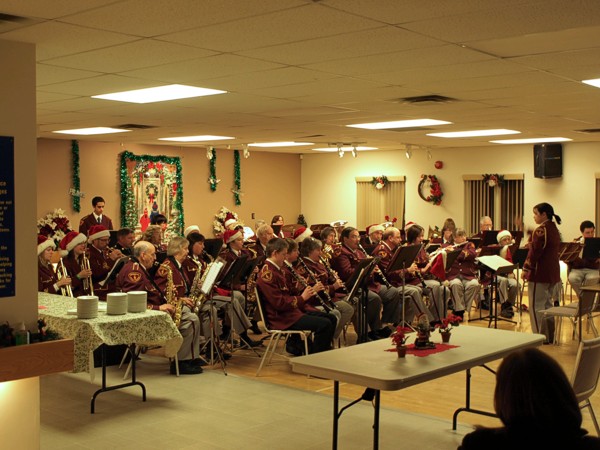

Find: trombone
81;253;94;296
57;258;74;297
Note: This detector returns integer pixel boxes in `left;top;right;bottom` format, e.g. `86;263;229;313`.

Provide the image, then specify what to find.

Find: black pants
288;311;335;353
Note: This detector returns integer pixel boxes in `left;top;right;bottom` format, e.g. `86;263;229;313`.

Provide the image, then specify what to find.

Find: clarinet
319;256;349;295
284;261;332;313
415;269;428;290
298;257;337;311
358;243;392;289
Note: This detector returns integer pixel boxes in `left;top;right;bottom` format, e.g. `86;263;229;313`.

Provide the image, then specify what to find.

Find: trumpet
358;243;392;289
298;257;337;311
57;258;73;297
81;253;94;296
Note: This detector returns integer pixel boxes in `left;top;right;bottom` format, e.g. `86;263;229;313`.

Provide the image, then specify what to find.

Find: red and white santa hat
87;225;110;242
224;219;238;230
59;231;87;256
293;227;312;243
367;224;385;235
497;230;512;244
404;221;416;231
184;225;200;238
223;229;242;244
37;235;55;255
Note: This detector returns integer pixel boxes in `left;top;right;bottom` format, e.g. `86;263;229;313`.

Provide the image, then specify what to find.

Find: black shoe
376;327;392;338
453;310;465;319
191;358;207;367
500;309;513;318
367;331;381;341
480;300;490;310
250;320;262;335
286;343;304;356
171;360;202;375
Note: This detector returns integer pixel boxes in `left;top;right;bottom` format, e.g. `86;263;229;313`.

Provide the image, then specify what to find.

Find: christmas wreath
418;174;443;206
371;175;389;190
482;173;504;187
145;183;159;202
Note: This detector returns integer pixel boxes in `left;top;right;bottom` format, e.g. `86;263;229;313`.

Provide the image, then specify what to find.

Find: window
596;174;600;230
463;174;524;235
356;176;405;230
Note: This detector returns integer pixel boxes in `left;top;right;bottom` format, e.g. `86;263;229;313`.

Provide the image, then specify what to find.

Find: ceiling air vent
113;124;156;129
390;95;456;105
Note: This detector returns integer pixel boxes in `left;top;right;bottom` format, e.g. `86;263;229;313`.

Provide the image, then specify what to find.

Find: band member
271;215;285;238
568;220;599;300
331;227;400;339
38;235;71;294
87;225;124;300
495;230;519;318
114;227;135;256
79;196;113;236
523;202;562;343
183;233;261;348
360;224;384;248
473;216;493;239
248;224;274;257
293;227;312;244
183;225;200;239
256;238;334;354
59;231;93;297
437;218;456;245
298;237;355;340
445;228;480;319
116;241;203;375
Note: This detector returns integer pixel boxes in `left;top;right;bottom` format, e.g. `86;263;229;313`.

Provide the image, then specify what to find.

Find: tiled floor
41;361;472;449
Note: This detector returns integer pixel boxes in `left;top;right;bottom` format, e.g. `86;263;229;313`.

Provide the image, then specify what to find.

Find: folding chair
543;288;598;344
571;337;600;435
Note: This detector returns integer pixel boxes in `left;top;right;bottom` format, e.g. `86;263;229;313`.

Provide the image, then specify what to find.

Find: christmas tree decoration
71;140;81;212
233;149;242;205
209;147;218;191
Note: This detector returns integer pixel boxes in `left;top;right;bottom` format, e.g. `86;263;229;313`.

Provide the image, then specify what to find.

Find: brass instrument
319;255;349;295
57;258;73;297
298;257;337;311
284;261;332;313
202;250;214;263
163;262;183;327
81;253;94;296
358;243;392;289
189;259;211;314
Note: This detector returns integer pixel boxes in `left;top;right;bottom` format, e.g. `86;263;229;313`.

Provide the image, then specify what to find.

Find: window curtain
356;177;405;231
596;175;600;230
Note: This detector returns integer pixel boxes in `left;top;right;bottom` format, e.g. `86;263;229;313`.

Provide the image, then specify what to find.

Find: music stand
271;224;282;236
426;243;441;254
362;243;377;256
511;248;529;320
467;237;482;249
582;238;600;260
438;249;462;317
481;230;499;246
204;238;224;260
509;230;524;248
387;244;421;327
346;258;379;344
476;255;518;328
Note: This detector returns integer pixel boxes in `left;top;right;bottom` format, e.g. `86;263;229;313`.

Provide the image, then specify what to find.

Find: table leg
452;366;498;429
373;389;380;450
333;381;339;450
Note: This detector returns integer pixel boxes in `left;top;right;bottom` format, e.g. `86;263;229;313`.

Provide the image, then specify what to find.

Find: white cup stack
127;291;147;313
77;295;99;319
106;292;128;315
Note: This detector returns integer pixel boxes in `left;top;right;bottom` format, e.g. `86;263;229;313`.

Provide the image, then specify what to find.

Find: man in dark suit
79;196;114;236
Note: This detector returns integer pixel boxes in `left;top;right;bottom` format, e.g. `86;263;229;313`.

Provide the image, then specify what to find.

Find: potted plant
391;326;412;357
435;313;462;343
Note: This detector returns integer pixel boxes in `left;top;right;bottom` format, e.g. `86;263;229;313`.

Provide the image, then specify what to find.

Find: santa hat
223;229;242;244
59;231;87;256
293;227;312;243
429;251;447;281
37;235;55;255
497;230;512;244
184;225;200;238
88;225;110;242
224;219;239;230
367;224;385;235
404;221;416;231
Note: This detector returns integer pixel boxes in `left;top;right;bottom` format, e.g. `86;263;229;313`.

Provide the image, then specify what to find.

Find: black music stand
467;237;482;249
387;244;422;327
362;243;377;256
509;230;524;248
511;248;529;319
481;230;500;246
271;224;282;236
426;243;441;254
582;237;600;260
439;249;462;316
346;258;379;344
476;255;518;328
204;238;224;260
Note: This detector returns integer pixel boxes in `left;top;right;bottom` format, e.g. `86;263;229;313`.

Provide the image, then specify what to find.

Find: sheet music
476;255;513;272
201;260;224;295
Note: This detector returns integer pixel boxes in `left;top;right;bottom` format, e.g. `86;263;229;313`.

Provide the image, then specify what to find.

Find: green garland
209;148;217;191
119;151;184;235
71;140;81;212
233;149;241;205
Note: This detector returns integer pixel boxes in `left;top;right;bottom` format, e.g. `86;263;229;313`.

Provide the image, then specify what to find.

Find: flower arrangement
37;208;72;246
213;206;244;235
482;173;504;187
371;175;389;190
418;174;443;206
435;313;462;333
391;326;412;347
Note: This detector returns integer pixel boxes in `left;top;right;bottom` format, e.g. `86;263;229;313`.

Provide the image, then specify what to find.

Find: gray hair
167;236;188;256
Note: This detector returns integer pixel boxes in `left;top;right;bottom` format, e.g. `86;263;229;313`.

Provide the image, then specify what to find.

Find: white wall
0;38;39;449
301;142;599;240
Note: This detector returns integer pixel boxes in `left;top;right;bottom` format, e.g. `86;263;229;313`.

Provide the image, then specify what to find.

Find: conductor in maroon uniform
79;196;114;236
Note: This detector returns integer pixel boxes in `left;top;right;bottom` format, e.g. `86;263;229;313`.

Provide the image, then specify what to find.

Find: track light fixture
426;147;432;160
243;144;250;159
405;144;412;159
351;145;358;158
206;147;213;160
337;143;344;158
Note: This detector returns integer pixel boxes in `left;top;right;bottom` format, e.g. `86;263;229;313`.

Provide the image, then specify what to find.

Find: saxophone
163;262;183;327
189;259;211;314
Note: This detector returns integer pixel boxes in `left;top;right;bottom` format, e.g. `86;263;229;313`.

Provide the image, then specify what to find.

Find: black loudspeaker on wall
533;143;562;179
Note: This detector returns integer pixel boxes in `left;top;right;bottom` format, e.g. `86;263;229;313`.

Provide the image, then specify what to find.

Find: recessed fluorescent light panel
312;146;378;152
52;127;130;135
158;135;234;142
248;142;314;148
490;137;572;144
582;78;600;88
347;119;451;130
92;84;227;104
427;129;520;138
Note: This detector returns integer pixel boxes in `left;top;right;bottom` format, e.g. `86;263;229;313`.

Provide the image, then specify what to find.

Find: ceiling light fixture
52;127;131;135
351;145;358;158
92;84;226;104
248;141;314;148
405;144;412;159
490;137;572;144
243;144;250;159
426;148;432;160
158;135;234;142
427;129;520;138
206;147;213;160
582;78;600;88
337;144;344;158
312;146;377;152
347;118;451;130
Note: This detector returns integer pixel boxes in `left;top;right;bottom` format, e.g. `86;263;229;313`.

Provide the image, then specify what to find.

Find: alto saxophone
163;262;183;327
189;259;211;314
